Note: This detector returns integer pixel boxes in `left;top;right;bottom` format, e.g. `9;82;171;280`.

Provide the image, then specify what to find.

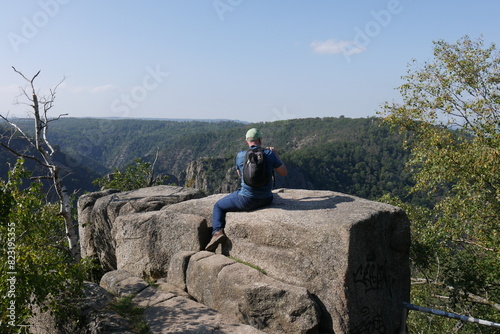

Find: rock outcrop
78;185;205;272
98;270;266;334
182;158;315;194
78;186;410;333
183;157;241;194
176;251;320;333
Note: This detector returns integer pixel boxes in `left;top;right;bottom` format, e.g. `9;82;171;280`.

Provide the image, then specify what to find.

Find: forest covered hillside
1;116;417;203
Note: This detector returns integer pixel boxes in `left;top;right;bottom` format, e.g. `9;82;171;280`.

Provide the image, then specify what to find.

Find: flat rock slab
144;296;265;334
100;270;265;334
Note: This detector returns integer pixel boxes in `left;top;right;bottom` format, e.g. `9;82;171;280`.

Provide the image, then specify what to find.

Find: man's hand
267;147;287;176
267;146;278;155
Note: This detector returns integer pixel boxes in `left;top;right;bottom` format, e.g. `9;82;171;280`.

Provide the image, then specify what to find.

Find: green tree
93;158;168;192
0;160;86;331
380;36;499;333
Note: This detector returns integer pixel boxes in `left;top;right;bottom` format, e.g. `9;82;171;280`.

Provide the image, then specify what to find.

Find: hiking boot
205;229;227;252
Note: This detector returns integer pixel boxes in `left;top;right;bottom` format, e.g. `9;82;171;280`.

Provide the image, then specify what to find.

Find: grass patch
108;295;149;334
144;277;158;288
229;256;267;275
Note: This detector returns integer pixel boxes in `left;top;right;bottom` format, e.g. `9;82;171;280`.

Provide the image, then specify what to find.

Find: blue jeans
212;191;273;234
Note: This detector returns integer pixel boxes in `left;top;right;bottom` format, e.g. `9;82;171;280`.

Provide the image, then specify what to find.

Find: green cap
245;128;262;140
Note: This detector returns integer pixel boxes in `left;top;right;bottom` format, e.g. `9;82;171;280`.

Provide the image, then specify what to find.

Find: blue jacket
236;146;283;198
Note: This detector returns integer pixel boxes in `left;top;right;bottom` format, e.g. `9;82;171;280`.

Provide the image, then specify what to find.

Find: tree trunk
32;92;81;261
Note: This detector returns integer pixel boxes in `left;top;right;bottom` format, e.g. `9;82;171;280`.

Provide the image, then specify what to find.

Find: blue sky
0;1;499;123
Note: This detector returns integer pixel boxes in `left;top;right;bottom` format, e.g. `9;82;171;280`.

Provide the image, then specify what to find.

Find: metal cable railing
400;302;500;333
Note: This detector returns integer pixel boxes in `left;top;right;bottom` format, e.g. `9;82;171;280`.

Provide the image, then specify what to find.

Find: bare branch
48;113;69;122
148;146;160;186
454;238;497;252
0;114;36;148
411;278;500;311
0;142;51;168
12;66;39;83
51;76;66;93
42;123;56;156
30;175;53;180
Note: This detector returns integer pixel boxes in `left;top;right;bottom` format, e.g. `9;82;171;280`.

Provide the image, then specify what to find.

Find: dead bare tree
0;67;80;261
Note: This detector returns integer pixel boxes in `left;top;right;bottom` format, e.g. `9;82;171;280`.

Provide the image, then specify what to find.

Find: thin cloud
59;83;118;94
90;84;117;93
311;39;366;56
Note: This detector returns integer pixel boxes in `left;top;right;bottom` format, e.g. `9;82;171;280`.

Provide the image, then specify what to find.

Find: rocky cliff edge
76;185;410;334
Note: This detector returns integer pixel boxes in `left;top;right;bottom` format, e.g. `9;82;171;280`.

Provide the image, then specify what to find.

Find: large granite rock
77;186;205;271
78;187;410;333
115;211;210;278
163;189;410;334
182;251;320;334
100;270;266;334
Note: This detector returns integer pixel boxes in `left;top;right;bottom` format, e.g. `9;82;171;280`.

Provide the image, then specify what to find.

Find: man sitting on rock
205;128;288;251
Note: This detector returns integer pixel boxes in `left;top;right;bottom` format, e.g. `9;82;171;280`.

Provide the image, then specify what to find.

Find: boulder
79;187;410;333
164;188;410;333
77;186;205;271
166;251;197;291
184;251;320;334
78;189;120;259
99;270;266;334
100;270;149;297
114;211;210;278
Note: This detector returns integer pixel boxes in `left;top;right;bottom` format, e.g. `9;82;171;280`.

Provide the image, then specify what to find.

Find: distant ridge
1;117;417;204
1;117;249;124
76;117;249;123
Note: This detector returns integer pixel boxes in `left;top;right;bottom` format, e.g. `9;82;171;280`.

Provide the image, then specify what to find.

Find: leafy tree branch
380;36;499;333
